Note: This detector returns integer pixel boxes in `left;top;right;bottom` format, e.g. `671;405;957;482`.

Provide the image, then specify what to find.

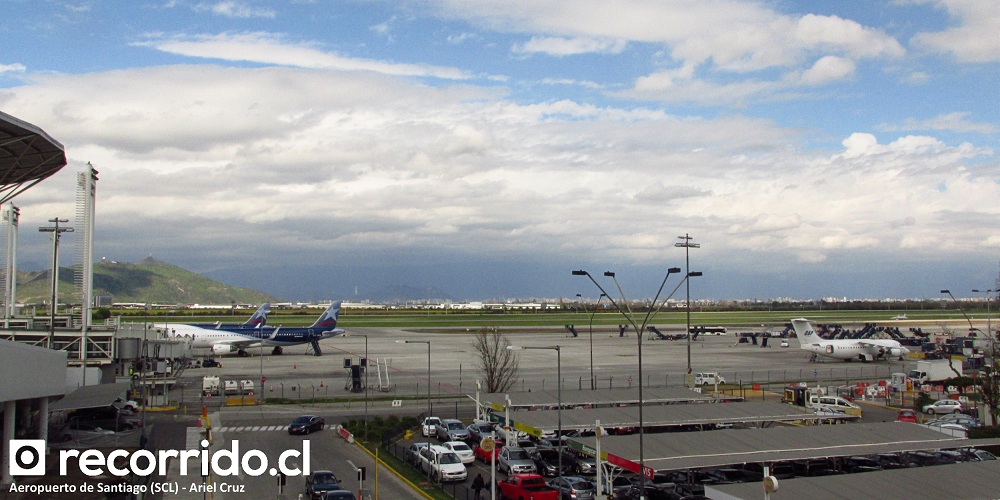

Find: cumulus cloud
910;0;1000;63
0;63;26;74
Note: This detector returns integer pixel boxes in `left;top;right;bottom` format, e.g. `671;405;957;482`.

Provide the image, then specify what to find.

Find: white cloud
797;56;856;85
2;64;997;297
196;1;276;19
0;63;26;74
910;0;1000;62
140;32;473;79
884;112;997;134
512;36;626;56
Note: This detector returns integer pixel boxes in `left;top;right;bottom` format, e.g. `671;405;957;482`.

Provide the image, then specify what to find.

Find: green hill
16;256;279;305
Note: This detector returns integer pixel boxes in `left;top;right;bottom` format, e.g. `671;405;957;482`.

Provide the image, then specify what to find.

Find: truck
202;375;220;396
908;359;963;385
496;473;560;500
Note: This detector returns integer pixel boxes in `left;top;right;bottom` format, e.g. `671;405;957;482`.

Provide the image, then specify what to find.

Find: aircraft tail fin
790;318;819;347
311;301;342;330
242;303;271;328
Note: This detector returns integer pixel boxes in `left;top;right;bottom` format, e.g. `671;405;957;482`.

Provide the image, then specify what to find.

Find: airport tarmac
179;327;914;407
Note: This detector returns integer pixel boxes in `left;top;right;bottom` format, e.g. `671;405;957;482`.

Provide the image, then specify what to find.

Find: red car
474;439;504;463
896;409;917;423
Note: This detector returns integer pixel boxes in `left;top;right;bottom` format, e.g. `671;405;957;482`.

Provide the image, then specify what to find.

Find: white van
202;376;220;395
695;372;726;385
418;445;468;483
807;395;862;416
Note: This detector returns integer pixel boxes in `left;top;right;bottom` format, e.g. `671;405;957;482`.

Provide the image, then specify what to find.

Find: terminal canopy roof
492;401;853;437
0;110;67;204
570;422;1000;473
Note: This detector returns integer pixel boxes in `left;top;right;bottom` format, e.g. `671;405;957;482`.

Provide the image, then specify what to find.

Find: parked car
922;399;964;415
466;422;495;444
868;453;916;470
305;470;340;500
436;419;471;442
417;445;467;483
321;492;356;500
496;474;559;500
422;417;442;437
442;441;475;464
498;446;537;475
740;462;794;481
288;415;325;435
598;473;633;497
473;440;502;463
531;449;575;477
547;475;595;500
839;456;882;473
570;452;597;476
906;451;955;466
406;442;432;466
955;448;997;461
54;422;116;442
896;409;918;423
695;372;726;385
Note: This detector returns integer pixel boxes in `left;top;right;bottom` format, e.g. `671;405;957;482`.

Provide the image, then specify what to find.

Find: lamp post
675;234;699;385
508;345;561;487
973;289;996;339
398;340;431;417
941;289;978;335
572;268;683;498
588;293;607;390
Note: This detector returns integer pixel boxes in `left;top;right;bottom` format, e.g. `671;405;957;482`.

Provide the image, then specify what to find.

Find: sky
0;0;998;303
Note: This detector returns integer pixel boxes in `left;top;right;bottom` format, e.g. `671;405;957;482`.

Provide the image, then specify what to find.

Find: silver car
498;446;537;475
436;419;470;442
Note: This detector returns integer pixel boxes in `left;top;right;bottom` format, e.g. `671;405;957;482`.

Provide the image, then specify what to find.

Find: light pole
398;340;431;417
941;290;978;335
675;234;699;385
508;345;561;487
588;294;607;390
973;289;995;339
573;268;683;498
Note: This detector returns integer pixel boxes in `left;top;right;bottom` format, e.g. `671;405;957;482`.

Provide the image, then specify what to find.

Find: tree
473;327;519;393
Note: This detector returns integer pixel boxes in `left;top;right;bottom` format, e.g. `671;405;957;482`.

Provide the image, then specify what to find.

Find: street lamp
508;345;562;487
941;290;978;335
573;267;683;497
973;289;996;339
588;294;607;390
397;340;431;417
675;234;700;384
39;217;73;350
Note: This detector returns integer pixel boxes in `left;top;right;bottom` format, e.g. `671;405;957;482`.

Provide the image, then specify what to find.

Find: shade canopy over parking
491;401;855;437
706;460;1000;500
49;382;131;412
0;110;67;204
570;422;1000;473
480;387;736;411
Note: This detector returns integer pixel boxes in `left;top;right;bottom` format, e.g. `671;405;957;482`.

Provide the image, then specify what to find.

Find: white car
442;441;475;464
922;399;964;415
418;445;468;483
422;417;442;437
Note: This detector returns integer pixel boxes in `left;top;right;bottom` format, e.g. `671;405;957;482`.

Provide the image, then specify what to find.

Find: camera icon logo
8;440;46;476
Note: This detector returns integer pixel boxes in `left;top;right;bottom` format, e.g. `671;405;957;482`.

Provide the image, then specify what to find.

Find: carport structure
569;422;1000;476
480;386;738;413
0;110;67;204
489;401;855;438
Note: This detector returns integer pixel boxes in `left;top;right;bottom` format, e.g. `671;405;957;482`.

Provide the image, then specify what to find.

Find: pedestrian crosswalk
214;424;336;433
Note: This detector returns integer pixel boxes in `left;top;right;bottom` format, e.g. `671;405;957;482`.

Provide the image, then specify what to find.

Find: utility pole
39;218;73;349
675;234;699;387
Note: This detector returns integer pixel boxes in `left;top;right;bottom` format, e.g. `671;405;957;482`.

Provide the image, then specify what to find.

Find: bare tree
473;327;519;393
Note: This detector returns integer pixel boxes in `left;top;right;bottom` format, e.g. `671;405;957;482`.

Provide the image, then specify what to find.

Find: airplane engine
212;344;234;355
887;347;905;357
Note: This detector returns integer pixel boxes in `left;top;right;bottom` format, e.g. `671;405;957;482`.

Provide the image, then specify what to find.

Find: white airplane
156;302;345;356
790;318;910;362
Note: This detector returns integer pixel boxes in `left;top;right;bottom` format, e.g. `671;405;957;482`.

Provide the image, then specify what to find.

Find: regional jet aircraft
157;302;344;357
791;318;910;362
